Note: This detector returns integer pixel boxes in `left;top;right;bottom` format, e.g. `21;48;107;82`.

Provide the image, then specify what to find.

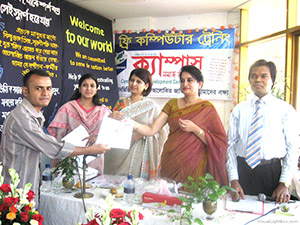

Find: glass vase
62;176;74;193
202;200;217;220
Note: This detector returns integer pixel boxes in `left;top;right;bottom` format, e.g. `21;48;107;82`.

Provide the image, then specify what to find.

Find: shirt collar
250;92;272;106
22;98;45;123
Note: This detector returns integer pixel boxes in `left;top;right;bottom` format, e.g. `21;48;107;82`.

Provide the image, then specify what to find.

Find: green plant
178;173;234;225
53;157;77;180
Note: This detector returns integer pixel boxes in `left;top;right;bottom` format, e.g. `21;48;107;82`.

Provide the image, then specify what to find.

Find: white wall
113;12;240;132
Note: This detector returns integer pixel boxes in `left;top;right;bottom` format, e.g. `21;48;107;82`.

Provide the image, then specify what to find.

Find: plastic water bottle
123;175;135;206
41;164;52;192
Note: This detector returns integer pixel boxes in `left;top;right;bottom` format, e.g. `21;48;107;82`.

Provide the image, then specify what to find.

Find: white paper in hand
61;124;89;147
96;117;133;149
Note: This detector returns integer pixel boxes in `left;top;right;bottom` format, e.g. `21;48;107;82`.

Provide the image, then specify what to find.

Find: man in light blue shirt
226;59;298;203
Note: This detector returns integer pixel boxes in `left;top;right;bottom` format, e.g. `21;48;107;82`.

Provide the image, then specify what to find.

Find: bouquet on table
0;165;43;225
78;194;144;225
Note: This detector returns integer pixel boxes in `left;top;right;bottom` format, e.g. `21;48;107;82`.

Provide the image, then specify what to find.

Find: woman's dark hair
248;59;276;88
129;68;152;96
69;73;102;106
179;65;204;96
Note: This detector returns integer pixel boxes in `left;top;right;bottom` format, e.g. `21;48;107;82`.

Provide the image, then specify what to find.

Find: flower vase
62;176;74;192
202;200;217;220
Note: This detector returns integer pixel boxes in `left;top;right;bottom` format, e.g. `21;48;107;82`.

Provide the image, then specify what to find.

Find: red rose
0;184;12;193
0;204;5;211
21;211;30;222
94;213;101;218
119;222;131;225
111;217;124;224
22;205;32;212
3;197;18;208
128;210;144;220
110;208;127;219
86;219;99;225
27;190;35;202
9;206;18;213
33;214;44;225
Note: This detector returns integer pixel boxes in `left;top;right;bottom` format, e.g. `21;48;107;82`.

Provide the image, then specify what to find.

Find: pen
234;210;254;213
85;174;101;182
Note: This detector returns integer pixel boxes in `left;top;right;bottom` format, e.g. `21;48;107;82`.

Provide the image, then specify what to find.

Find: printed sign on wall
0;0;118;137
115;28;235;100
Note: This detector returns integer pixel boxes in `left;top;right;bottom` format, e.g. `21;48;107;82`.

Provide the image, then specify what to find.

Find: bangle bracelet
199;129;204;136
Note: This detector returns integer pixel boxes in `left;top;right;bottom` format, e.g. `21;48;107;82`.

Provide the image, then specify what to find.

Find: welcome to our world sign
115;28;235;100
0;0;119;137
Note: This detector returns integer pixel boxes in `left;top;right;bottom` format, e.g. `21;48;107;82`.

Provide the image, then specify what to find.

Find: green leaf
178;196;188;202
217;189;226;196
223;185;235;192
168;209;176;213
208;194;218;202
187;176;194;182
194;218;204;225
204;173;214;180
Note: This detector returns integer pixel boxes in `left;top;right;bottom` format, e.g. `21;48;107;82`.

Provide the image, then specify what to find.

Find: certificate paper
96;117;133;149
225;195;264;214
61;124;89;147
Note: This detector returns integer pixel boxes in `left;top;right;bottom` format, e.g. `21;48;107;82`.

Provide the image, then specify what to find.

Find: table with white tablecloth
39;178;300;225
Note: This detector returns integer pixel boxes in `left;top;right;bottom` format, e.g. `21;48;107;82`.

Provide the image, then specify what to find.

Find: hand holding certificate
96;117;133;149
61;124;89;147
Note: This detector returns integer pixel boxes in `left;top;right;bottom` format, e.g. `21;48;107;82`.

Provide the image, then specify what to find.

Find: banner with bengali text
115;29;235;100
0;0;118;138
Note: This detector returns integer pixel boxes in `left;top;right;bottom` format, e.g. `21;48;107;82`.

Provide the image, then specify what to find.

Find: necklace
128;96;144;106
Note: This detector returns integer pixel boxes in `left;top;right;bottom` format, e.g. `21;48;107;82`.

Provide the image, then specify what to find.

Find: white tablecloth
39;186;300;225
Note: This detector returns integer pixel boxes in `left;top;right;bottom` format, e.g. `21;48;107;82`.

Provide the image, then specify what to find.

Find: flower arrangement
78;194;144;225
0;165;44;225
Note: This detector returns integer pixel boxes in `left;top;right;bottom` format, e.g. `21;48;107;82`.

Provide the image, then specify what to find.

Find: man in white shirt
226;59;298;203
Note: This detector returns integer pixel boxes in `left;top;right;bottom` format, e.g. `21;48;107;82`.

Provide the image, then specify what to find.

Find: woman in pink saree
47;73;111;173
134;65;228;185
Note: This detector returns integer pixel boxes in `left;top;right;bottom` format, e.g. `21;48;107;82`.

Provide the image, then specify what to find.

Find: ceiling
66;0;251;20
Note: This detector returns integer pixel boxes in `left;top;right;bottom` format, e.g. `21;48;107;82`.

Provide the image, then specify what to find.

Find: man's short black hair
248;59;276;87
23;69;49;87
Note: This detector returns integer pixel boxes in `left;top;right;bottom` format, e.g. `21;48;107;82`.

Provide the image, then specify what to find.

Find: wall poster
115;28;235;100
0;0;118;138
